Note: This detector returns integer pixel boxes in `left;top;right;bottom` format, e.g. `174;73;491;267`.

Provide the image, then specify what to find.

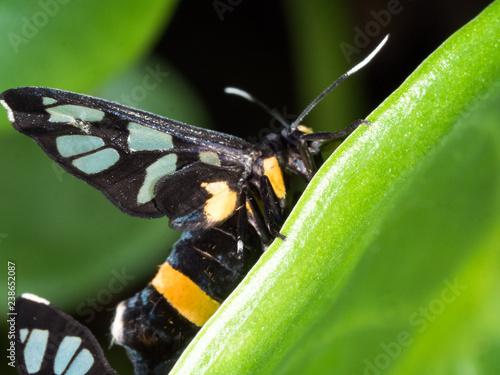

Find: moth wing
15;294;117;375
1;87;252;221
155;162;242;230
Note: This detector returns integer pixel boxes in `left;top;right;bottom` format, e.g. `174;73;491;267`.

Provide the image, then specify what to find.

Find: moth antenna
224;87;290;128
290;34;389;129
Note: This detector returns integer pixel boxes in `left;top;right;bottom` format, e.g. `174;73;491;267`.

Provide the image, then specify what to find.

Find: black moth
3;36;388;375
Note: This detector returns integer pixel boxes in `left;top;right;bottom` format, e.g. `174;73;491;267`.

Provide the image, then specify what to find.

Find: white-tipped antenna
224;87;290;128
290;34;389;129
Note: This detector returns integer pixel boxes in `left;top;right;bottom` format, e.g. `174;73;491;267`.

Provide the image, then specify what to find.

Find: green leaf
0;0;178;97
172;2;500;374
285;1;360;131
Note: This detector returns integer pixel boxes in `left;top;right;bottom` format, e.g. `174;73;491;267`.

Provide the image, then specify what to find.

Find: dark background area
156;0;493;138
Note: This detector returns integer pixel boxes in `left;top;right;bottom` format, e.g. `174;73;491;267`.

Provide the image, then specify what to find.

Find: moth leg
260;175;286;241
245;187;273;250
235;187;248;258
297;138;316;181
300;119;369;142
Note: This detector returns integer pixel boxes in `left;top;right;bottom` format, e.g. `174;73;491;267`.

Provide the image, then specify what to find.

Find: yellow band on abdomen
152;262;221;327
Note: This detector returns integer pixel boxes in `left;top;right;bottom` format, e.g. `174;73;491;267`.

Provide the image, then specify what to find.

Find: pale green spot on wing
20;328;28;343
24;329;49;373
199;151;221;166
138;154;177;204
128;122;173;151
72;148;119;174
65;348;94;375
47;105;105;123
54;336;82;374
56;135;104;157
42;97;57;105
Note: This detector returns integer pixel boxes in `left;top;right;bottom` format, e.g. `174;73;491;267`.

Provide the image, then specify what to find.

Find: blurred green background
0;1;498;374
